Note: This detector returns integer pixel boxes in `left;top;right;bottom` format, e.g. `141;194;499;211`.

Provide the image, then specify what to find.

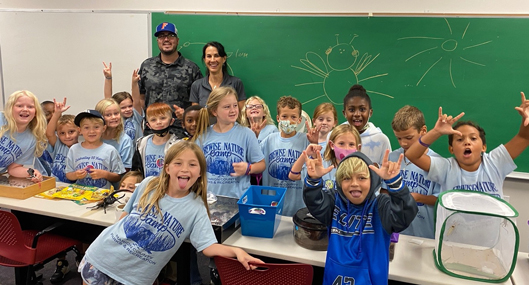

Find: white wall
1;0;529;14
0;0;528;251
0;12;149;115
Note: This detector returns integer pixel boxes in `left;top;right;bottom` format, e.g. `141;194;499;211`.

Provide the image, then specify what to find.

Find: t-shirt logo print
268;149;301;180
203;142;244;175
123;211;179;254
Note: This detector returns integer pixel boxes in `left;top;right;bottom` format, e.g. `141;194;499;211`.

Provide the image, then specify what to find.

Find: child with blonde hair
0;90;47;182
103;62;144;146
289;124;361;192
240;95;278;143
95;98;133;170
312;102;338;151
79;141;262;285
193;86;265;199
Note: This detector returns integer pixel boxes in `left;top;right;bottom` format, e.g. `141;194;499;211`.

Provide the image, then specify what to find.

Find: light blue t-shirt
389;148;441;239
196;123;265;198
49;139;74;183
124;109;143;148
427;144;516;198
257;124;278;144
85;177;217;285
65;142;125;189
260;132;309;217
0;113;37;172
144;137;166;178
103;132;133;168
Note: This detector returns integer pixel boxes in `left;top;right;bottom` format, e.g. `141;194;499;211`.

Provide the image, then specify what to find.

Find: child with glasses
240;96;278;144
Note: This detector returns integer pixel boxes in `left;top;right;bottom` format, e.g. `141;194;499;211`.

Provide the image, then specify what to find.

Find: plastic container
292;207;328;250
237;186;286;238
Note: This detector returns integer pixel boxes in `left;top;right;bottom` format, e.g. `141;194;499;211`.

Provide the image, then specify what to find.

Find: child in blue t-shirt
65;110;125;189
79;140;262;285
260;96;309;216
132;102;180;178
45;98;80;183
103;62;143;146
193;86;265;199
95;98;133;170
0;90;47;182
407;93;529;199
387;105;442;239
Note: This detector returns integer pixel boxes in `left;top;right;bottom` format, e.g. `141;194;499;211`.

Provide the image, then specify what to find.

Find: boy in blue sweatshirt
303;150;417;285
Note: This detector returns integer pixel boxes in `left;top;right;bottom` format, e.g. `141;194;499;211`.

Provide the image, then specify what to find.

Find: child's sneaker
50;259;69;283
209;268;220;285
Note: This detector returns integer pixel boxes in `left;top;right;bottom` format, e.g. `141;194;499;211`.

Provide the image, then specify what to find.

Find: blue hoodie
303;152;417;285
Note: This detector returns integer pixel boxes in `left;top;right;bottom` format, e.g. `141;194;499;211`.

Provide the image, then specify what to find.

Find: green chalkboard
152;13;529;173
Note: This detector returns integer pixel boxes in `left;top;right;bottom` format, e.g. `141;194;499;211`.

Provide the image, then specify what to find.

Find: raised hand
53;98;70;115
515;92;529;127
132;68;140;83
103;62;112;78
433;107;465;136
369;150;403;181
304;144;322;158
305;150;334;179
306;121;321;144
173;105;184;120
249;116;267;137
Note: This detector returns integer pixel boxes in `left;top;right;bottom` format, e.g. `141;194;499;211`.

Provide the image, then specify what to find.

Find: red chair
214;255;314;285
0;210;82;285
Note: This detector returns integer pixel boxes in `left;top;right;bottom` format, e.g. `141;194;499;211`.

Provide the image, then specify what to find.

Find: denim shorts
78;256;125;285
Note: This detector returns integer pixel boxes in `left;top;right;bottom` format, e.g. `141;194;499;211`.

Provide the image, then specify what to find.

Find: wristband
245;163;252;175
418;136;430;148
105;76;112;80
290;170;301;175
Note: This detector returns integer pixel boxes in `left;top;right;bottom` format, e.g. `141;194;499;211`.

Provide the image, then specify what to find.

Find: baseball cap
74;109;105;127
154;22;178;37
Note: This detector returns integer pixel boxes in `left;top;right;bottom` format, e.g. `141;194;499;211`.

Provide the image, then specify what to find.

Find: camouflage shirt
138;52;203;137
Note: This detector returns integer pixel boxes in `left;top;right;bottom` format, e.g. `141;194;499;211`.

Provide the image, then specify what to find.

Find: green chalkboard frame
152;13;529;173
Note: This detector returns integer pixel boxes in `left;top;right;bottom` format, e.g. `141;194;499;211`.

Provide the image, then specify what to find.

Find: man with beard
138;22;203;137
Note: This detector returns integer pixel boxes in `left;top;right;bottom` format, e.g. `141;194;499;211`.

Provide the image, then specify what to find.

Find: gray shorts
78;257;125;285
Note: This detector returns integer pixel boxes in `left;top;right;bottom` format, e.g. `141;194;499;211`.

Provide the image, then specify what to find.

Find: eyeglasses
157;33;177;39
245;104;264;110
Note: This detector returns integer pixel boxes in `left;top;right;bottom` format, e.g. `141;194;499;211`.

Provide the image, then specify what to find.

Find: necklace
403;156;412;166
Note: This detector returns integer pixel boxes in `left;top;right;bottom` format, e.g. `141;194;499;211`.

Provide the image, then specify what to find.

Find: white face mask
278;120;298;135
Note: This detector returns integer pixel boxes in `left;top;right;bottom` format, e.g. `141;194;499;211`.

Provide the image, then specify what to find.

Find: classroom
0;0;528;284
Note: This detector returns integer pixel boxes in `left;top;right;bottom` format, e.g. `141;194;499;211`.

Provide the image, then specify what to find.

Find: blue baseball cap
74;109;105;127
154;22;178;37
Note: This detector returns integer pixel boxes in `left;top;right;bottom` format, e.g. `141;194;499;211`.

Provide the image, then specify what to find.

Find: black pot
292;208;328;251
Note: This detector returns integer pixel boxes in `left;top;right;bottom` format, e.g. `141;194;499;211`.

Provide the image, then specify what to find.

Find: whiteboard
0;12;149;114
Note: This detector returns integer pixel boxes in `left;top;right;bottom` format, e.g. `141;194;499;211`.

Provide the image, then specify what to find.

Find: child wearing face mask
289;124;362;192
132;102;180;178
260;96;310;217
342;84;391;166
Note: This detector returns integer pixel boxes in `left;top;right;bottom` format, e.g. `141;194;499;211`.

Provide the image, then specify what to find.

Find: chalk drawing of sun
292;34;392;105
398;18;492;88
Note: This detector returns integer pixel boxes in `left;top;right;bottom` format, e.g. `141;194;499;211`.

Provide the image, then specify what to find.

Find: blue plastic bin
237;186;286;238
